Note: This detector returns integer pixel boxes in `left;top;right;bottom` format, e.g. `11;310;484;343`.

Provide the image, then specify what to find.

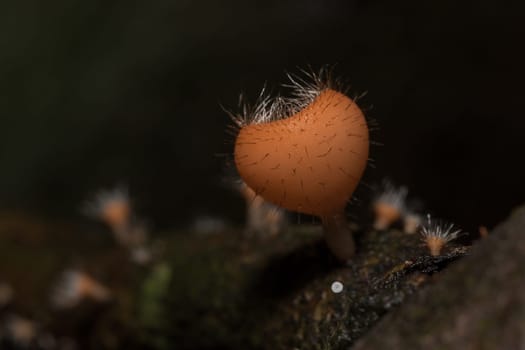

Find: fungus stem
321;212;355;262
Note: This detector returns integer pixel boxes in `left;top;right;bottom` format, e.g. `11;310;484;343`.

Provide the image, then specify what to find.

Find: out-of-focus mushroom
50;269;111;309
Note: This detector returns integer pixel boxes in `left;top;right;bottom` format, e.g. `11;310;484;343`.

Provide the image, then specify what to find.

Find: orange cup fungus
232;72;369;262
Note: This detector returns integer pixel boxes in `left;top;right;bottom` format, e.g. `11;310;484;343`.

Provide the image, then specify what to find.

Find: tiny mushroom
51;269;111;309
372;180;407;230
420;214;464;256
84;186;132;238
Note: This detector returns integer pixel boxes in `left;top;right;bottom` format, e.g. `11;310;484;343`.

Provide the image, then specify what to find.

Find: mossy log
0;209;475;349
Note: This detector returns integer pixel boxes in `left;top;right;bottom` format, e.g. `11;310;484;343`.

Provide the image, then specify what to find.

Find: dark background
0;0;523;233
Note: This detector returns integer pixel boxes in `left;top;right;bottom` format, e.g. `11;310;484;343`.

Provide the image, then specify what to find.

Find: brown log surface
353;206;525;350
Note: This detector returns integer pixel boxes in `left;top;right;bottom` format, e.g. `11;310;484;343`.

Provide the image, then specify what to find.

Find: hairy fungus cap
372;181;408;230
51;270;111;309
101;200;130;231
420;214;464;256
373;202;403;230
84;187;131;232
234;89;369;217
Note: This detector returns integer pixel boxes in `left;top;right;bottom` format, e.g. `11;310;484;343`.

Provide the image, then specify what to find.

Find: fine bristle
229;67;340;128
419;214;464;243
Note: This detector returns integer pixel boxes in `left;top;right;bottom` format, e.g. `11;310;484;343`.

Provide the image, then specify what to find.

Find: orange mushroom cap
234;89;368;217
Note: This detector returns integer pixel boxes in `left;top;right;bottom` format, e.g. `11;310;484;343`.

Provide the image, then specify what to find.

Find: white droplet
331;281;343;294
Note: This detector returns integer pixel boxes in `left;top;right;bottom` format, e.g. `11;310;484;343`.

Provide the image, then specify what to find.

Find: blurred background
0;0;523;233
